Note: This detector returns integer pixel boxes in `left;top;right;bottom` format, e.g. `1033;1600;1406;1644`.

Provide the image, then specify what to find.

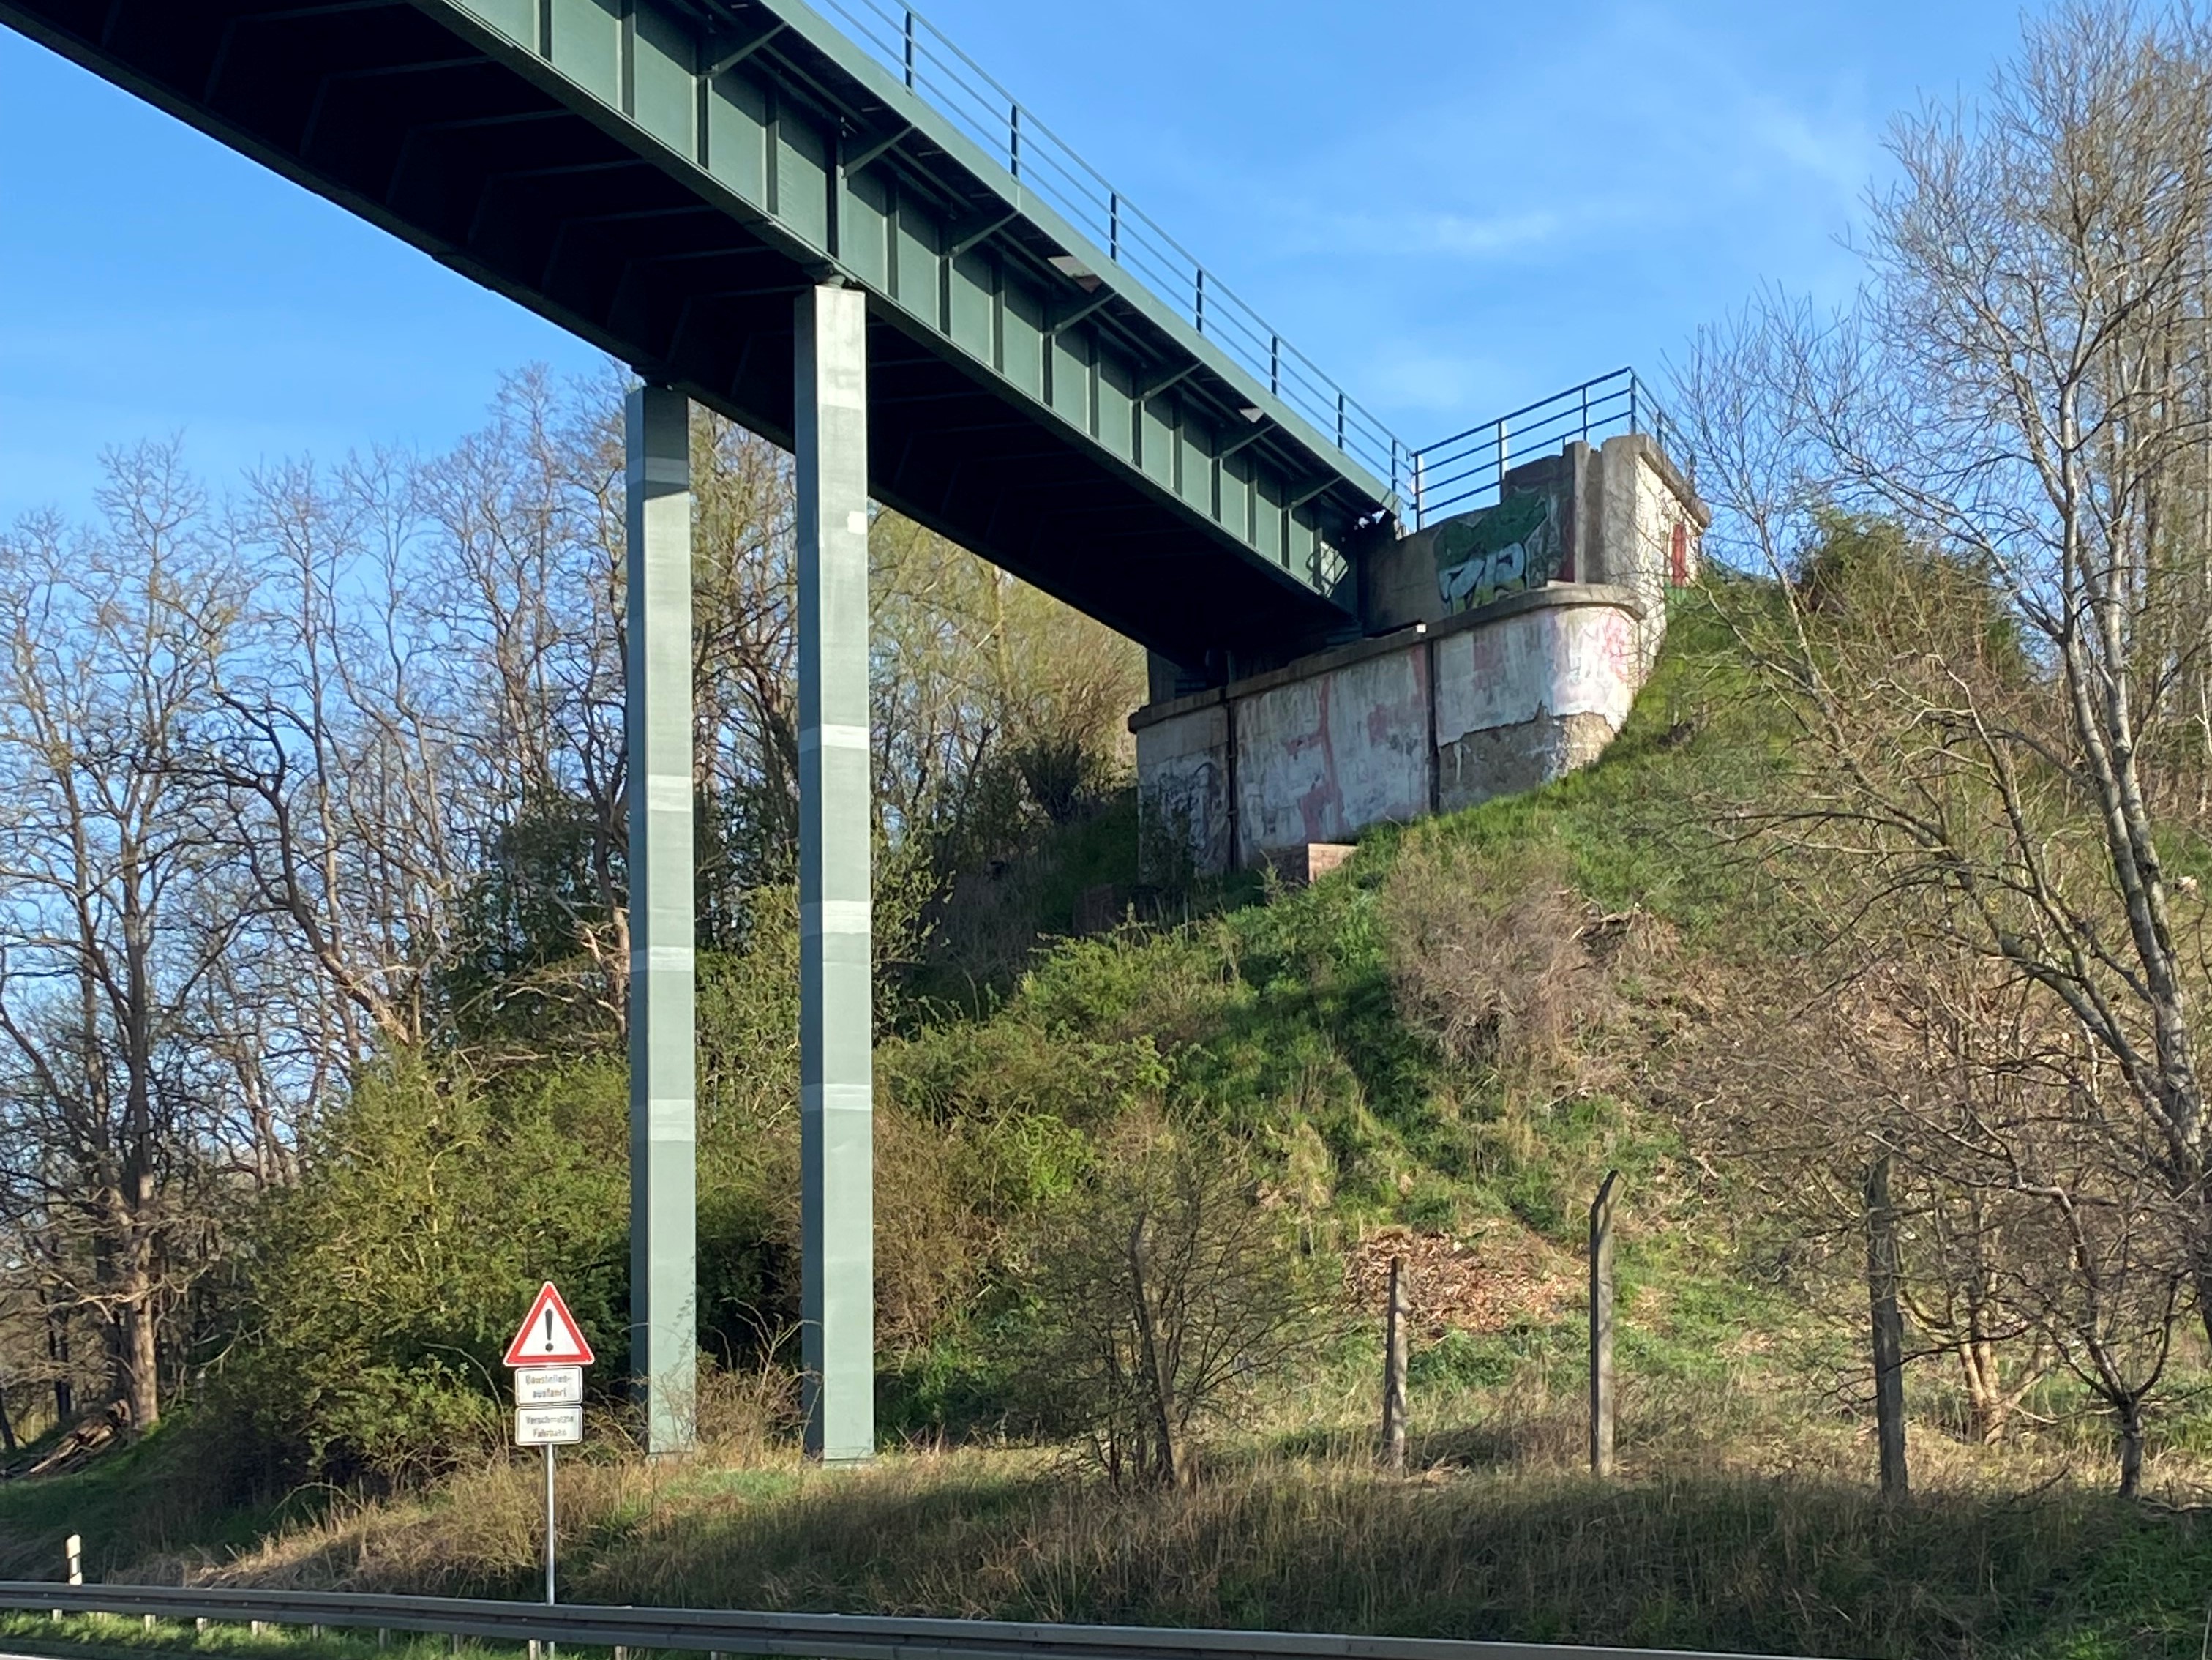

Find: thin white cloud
1412;209;1571;258
1357;344;1512;417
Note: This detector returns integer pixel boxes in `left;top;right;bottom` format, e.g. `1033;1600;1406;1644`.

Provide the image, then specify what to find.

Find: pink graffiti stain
1471;625;1505;679
1602;612;1635;681
1294;677;1342;841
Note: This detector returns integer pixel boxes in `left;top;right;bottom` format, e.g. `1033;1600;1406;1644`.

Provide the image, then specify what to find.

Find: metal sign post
542;1445;555;1605
503;1284;594;1608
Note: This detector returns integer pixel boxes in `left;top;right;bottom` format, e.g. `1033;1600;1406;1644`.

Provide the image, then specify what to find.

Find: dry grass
165;1435;2212;1659
1345;1225;1581;1340
132;1349;2212;1660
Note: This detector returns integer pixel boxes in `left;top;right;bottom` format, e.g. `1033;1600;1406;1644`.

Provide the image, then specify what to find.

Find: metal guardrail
802;0;1409;492
1404;370;1688;530
0;1582;1818;1660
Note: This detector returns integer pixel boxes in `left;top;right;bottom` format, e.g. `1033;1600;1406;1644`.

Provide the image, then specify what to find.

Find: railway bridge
1;0;1705;1464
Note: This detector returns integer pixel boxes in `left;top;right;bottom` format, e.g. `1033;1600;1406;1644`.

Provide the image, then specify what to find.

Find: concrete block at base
1264;844;1357;886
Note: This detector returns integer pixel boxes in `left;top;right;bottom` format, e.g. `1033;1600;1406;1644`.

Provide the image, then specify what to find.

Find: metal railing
0;1581;1821;1660
801;0;1407;489
1405;370;1687;529
747;5;1695;526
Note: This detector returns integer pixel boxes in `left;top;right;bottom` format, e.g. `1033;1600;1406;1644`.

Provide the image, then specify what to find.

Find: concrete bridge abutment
1133;431;1707;877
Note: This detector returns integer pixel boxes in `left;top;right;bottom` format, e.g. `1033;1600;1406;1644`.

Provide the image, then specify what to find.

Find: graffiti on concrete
1433;490;1561;613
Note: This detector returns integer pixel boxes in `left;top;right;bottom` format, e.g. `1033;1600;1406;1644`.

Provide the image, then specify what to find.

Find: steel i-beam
626;384;700;1457
796;283;876;1463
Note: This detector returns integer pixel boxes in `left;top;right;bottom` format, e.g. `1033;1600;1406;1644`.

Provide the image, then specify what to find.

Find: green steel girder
0;0;1397;674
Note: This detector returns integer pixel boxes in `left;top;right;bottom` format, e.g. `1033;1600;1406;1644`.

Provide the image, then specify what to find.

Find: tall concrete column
795;283;875;1463
626;383;698;1457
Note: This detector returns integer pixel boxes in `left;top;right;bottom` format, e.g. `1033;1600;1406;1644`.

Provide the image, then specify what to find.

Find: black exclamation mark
544;1308;555;1353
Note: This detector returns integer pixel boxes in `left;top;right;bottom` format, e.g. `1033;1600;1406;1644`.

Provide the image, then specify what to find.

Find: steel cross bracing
0;0;1416;673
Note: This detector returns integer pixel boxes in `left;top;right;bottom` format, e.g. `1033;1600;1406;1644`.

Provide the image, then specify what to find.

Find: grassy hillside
12;593;2212;1658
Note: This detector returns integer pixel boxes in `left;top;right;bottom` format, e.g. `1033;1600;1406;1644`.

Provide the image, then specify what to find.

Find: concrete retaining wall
1133;431;1705;877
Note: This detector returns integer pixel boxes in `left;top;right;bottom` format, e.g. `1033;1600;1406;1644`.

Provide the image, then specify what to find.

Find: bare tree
1018;1115;1330;1487
0;445;249;1430
1681;1;2212;1351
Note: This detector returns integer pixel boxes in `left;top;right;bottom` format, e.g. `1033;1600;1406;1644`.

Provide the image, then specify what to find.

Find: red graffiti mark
1602;612;1635;681
1670;520;1689;586
1294;677;1342;840
1368;700;1394;747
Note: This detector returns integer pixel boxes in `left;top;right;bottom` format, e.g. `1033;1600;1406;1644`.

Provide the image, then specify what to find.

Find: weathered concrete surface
1131;698;1234;878
1232;644;1431;856
1133;430;1704;877
1134;585;1646;876
1368;444;1600;632
1433;596;1640;813
1363;432;1703;643
1591;432;1705;669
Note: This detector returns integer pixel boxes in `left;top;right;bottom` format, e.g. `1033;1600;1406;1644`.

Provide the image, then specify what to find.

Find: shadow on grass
0;1419;312;1582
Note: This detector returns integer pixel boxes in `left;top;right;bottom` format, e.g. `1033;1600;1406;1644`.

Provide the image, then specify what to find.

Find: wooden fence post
1589;1170;1621;1477
1379;1255;1409;1472
1867;1154;1909;1495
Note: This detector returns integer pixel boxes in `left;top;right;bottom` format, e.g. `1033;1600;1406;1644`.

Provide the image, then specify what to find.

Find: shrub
1010;1113;1333;1487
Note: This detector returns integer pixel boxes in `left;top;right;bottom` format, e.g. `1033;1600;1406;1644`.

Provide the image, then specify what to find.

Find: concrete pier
795;283;876;1465
625;384;699;1457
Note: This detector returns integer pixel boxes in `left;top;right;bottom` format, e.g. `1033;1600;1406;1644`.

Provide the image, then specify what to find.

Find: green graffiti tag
1433;490;1561;613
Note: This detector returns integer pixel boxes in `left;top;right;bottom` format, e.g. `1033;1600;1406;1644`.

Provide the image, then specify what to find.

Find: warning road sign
503;1282;596;1368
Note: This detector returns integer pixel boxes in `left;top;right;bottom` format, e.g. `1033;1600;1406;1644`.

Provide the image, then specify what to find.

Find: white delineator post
795;283;876;1464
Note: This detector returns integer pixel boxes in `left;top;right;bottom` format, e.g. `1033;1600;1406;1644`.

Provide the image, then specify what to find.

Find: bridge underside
4;0;1377;673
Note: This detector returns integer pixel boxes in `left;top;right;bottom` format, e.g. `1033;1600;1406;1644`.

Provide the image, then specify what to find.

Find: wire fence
1404;369;1688;528
806;0;1407;487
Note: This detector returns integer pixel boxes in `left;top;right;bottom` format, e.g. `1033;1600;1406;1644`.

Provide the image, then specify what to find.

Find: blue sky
0;0;2028;523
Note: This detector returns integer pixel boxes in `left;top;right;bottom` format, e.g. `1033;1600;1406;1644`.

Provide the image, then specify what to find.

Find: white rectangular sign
514;1405;584;1446
514;1366;584;1406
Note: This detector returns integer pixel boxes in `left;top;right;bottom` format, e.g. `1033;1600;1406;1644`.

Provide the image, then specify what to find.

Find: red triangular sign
503;1282;595;1368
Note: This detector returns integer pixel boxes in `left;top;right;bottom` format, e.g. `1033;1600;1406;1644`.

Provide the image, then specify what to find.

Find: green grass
25;589;2212;1657
0;1616;518;1660
869;589;1801;1433
0;1420;311;1579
